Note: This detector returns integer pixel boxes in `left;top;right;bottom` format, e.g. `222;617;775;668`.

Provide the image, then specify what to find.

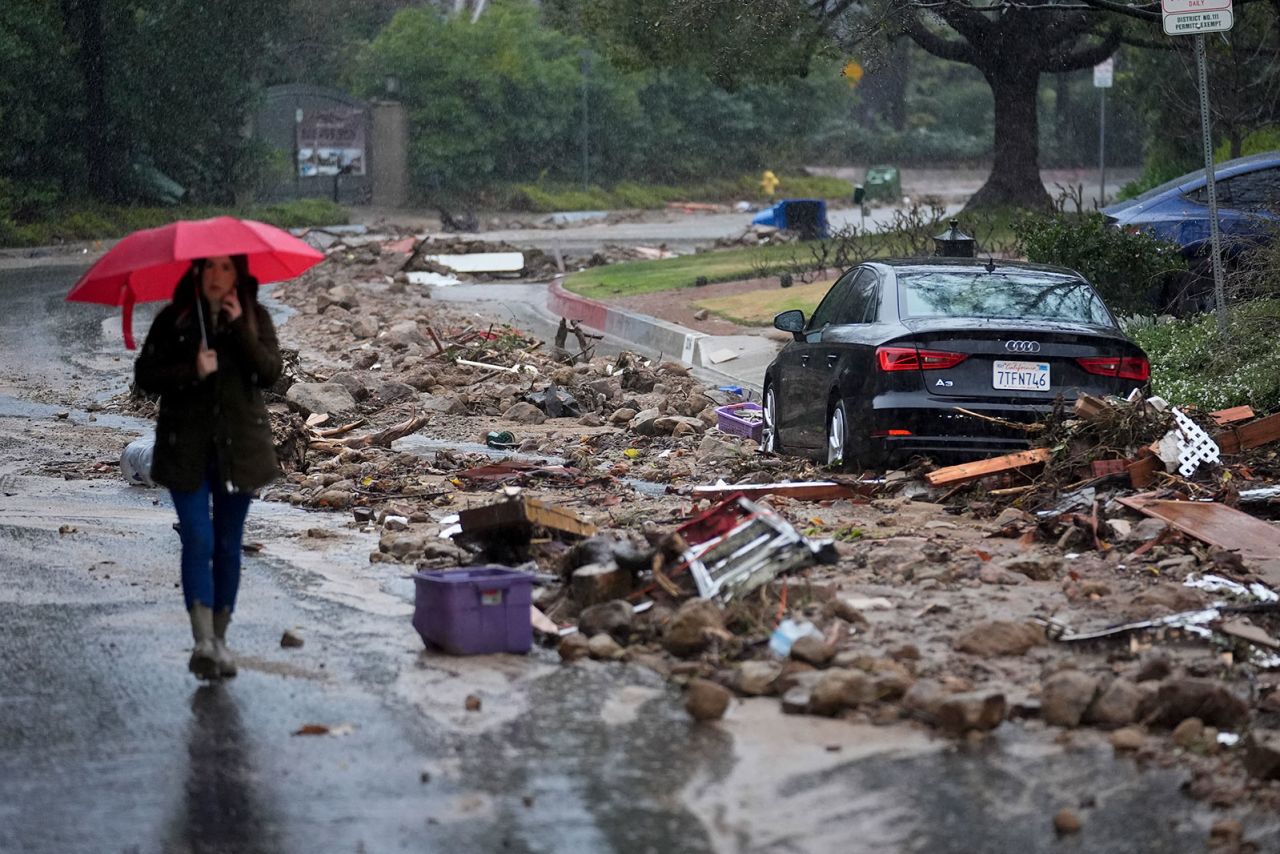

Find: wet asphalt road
2;263;1276;854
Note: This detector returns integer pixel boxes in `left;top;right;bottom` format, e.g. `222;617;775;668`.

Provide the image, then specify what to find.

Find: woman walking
135;254;282;679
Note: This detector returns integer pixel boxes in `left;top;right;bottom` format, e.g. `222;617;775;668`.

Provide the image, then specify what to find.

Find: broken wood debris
690;480;877;503
457;496;597;541
924;448;1054;487
1117;493;1280;562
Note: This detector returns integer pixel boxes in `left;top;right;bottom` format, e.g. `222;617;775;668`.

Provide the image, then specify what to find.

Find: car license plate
993;360;1050;392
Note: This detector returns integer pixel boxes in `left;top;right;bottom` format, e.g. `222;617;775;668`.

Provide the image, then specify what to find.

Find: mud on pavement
26;230;1280;851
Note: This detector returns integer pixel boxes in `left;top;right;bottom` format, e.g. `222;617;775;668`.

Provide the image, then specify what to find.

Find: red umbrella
65;216;325;349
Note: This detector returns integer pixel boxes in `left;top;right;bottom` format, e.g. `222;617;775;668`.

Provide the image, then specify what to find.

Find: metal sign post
1163;0;1233;337
1094;59;1113;206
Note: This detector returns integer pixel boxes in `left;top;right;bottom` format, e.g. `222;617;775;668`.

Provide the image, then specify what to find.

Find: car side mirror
774;309;806;340
853;185;866;205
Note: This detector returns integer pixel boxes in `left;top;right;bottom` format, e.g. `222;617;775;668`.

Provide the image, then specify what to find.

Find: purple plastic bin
716;402;764;441
412;566;532;655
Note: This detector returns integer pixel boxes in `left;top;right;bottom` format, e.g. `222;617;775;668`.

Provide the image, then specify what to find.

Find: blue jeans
169;475;252;612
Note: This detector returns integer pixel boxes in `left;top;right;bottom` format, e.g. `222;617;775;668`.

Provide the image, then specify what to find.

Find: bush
1014;212;1187;315
1129;300;1280;410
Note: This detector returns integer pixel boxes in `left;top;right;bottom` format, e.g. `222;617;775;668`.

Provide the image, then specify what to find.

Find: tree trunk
966;68;1052;211
70;0;113;200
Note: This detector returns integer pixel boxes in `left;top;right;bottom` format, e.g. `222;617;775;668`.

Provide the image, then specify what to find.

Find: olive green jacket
135;300;283;493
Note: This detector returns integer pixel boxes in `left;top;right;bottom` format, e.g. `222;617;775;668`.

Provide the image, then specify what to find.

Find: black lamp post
933;218;976;258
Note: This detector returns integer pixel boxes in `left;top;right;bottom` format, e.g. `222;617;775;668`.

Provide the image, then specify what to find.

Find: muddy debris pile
714;224;800;248
113;233;1280;823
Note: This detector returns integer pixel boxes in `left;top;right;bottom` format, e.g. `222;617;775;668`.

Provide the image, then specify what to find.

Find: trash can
864;166;901;203
750;199;829;240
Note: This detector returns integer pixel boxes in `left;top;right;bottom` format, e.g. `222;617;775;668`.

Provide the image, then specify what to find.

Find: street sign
1162;0;1233;35
1093;59;1114;88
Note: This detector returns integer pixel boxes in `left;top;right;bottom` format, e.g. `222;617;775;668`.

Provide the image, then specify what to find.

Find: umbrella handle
122;287;137;350
194;296;209;349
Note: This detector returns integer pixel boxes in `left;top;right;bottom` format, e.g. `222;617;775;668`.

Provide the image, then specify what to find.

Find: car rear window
898;272;1115;326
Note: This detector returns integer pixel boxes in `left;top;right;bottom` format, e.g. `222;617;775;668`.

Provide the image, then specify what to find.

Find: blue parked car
1103;151;1280;257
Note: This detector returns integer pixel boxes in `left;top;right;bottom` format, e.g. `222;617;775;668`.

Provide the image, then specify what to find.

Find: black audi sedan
761;258;1151;469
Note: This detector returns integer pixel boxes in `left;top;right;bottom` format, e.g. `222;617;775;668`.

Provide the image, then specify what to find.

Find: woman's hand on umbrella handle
223;290;242;322
196;343;219;379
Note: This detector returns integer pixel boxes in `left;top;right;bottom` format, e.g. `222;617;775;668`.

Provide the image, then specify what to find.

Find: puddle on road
0;392;152;432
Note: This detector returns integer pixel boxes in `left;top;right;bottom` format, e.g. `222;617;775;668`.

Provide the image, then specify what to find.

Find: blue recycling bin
751;198;829;240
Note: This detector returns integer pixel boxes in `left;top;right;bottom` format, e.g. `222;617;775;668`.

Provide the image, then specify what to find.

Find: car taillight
1076;356;1151;381
876;346;968;371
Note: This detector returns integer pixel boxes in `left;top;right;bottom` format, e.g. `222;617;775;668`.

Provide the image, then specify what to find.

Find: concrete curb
548;276;706;366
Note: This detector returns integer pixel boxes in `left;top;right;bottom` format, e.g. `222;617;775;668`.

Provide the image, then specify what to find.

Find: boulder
1084;678;1145;728
577;600;634;641
685;678;732;721
1138;678;1250;729
662;599;725;658
954;621;1045;657
1041;670;1099;728
286;382;357;416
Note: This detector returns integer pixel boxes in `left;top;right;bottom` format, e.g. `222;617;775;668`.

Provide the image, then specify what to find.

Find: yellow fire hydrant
760;169;779;198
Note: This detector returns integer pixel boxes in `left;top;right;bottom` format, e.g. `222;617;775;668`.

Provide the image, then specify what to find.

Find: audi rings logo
1004;340;1041;354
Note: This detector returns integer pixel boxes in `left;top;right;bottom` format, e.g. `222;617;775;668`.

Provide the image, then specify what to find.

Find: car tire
826;399;858;471
762;383;782;453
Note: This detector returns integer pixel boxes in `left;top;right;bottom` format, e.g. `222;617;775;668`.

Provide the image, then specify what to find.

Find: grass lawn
693;279;835;326
565;243;805;299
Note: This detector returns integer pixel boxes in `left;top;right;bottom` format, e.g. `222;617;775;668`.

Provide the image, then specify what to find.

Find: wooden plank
924;448;1054;487
1216;411;1280;456
1210;405;1256;426
1117;494;1280;562
458;497;596;539
691;481;873;503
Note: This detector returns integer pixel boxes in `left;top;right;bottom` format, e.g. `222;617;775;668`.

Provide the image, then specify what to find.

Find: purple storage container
412;566;533;655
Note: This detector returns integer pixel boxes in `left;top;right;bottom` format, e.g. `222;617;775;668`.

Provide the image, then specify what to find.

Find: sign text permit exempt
1164;9;1233;34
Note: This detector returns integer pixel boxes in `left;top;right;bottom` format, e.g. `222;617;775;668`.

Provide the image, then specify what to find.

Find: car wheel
762;383;782;453
827;400;853;469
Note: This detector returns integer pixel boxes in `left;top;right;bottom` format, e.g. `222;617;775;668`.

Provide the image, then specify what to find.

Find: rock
954;621;1045;657
350;316;379;339
609;408;637;425
1110;727;1145;751
826;598;869;626
781;685;813;715
314;489;353;510
1139;679;1250;729
502;402;547;424
327;371;372;401
874;671;914;701
1172;717;1206;749
1085;678;1144;728
1133;518;1168;541
578;413;605;427
685;678;731;721
280;629;304;649
465;694;481;712
979;565;1026;586
286;382;358;416
695;434;744;465
585;378;621;401
558;633;590;662
662;599;725;657
654;415;705;436
577;600;634;641
318;284;358;312
809;669;877;716
382;320;425;348
997;553;1061;581
1134;654;1172;683
902;679;947;723
372;381;418;405
694;308;710;321
936;691;1007;735
571;562;633;607
587;633;625;660
1243;729;1280;780
790;635;837;667
735;661;783;696
1053;808;1082;836
1209;819;1244;848
866;542;928;575
382;515;410;532
419;394;466;415
352;349;380;370
1042;670;1100;728
629;408;662;435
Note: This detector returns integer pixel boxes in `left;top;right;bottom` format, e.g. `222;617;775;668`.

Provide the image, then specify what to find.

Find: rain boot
212;608;237;678
188;604;218;680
